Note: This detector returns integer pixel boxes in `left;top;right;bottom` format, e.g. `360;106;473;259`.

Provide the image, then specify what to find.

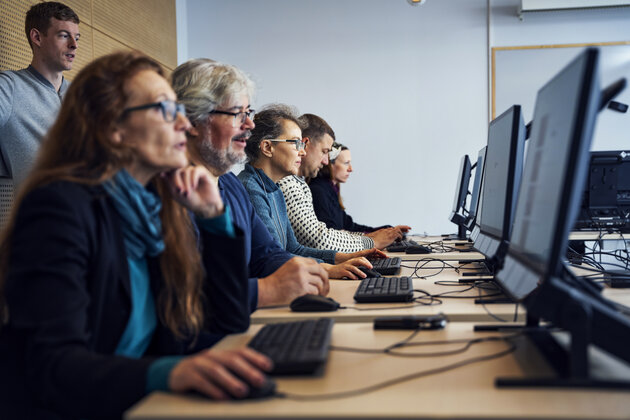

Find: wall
179;0;488;235
178;0;630;235
1;0;178;78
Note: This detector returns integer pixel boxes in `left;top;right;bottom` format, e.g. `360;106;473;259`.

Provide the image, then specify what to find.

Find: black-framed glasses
121;100;186;122
267;138;306;151
209;109;255;127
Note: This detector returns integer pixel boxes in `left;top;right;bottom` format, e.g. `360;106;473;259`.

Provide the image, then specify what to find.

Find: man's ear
30;28;43;48
303;137;310;149
260;140;274;158
188;125;199;137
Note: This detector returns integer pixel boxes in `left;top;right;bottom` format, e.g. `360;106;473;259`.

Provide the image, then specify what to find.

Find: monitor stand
493;281;630;390
441;224;469;241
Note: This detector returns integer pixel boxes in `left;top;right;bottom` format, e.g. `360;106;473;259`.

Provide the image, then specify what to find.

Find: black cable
276;336;518;402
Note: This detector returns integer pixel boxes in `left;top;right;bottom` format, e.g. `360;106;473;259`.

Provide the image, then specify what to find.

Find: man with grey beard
171;59;329;312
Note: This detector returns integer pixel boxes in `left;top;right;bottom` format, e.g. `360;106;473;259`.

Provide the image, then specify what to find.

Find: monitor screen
477;105;525;241
449;155;471;223
465;146;487;230
497;48;601;301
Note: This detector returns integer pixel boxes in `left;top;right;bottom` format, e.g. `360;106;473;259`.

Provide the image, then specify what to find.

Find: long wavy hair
0;51;205;339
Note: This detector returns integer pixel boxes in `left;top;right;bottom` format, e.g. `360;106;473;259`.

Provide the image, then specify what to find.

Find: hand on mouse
322;257;371;280
257;257;329;307
169;348;272;400
334;247;387;264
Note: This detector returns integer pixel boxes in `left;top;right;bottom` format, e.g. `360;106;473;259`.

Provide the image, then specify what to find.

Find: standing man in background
0;1;80;187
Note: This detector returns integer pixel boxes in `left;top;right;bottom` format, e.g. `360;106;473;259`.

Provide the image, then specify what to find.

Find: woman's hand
164;166;224;218
169;348;273;400
334;248;386;264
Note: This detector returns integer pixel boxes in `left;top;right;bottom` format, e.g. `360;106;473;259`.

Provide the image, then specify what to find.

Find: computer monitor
494;48;630;388
573;150;630;232
472;105;525;269
465;146;487;233
447;154;471;239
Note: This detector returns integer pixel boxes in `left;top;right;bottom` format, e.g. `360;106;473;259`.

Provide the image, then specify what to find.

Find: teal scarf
103;170;165;259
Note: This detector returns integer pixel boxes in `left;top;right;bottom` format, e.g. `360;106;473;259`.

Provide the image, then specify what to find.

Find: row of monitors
447;48;630;387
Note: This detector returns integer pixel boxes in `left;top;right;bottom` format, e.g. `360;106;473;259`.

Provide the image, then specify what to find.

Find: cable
276;335;518;401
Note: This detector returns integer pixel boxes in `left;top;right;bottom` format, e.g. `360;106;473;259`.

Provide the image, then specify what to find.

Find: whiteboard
493;42;630;151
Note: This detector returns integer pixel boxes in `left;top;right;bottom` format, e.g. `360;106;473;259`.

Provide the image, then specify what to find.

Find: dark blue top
219;172;293;311
238;164;336;264
309;176;381;232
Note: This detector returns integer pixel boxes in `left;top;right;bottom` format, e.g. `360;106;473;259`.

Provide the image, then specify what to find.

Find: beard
198;137;248;174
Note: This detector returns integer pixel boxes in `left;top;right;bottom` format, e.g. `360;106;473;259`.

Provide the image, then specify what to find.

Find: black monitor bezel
477;105;525;243
465;146;487;231
449;154;471;224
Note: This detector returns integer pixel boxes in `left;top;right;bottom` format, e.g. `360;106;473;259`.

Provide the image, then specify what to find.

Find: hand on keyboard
258;257;329;307
366;227;404;249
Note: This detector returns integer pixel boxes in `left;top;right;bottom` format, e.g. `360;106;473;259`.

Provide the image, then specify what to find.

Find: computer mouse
359;266;382;278
233;375;277;400
190;374;277;400
406;245;432;254
290;294;340;312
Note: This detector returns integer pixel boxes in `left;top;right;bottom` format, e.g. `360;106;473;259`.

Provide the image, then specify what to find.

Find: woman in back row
238;104;386;279
0;51;270;420
309;142;411;235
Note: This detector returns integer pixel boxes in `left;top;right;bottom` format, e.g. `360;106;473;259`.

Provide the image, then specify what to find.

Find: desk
252;262;522;324
388;235;485;261
126;322;630;420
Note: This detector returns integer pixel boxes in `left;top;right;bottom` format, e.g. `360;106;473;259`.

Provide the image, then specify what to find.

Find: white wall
177;0;630;235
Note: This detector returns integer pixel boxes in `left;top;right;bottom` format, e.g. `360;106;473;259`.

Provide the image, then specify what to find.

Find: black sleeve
3;184;154;419
196;225;250;345
309;179;340;229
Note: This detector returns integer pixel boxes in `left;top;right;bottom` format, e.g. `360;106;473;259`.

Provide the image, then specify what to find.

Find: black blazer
0;181;249;420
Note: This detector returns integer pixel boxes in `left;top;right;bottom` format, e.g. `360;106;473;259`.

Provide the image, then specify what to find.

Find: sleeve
342;211;376;233
243;183;285;247
278;177;368;253
0;72;15;128
247;207;293;280
309;179;340;229
241;181;334;264
197;224;250;339
284;217;335;263
196;207;236;238
4;185;155;419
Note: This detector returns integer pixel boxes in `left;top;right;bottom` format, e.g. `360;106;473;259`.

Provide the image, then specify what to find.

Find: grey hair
246;103;303;163
170;58;255;125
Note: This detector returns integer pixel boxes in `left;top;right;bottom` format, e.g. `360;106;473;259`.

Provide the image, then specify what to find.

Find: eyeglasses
267;139;306;151
209;109;255;127
121;100;186;122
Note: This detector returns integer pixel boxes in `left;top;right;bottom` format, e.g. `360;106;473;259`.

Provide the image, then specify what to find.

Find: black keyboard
369;257;401;275
248;318;334;375
354;277;414;303
386;239;419;252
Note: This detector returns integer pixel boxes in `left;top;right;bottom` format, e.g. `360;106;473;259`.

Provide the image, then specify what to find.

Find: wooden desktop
126;322;630;420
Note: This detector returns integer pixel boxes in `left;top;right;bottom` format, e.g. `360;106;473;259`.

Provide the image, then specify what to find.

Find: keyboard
386;239;419;252
369;257;401;275
354;277;414;303
248;318;334;375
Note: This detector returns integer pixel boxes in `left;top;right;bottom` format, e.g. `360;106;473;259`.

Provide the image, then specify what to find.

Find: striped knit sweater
277;175;374;253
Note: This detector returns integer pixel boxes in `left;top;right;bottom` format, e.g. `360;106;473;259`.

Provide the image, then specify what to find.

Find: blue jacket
238;164;336;264
219;172;293;311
